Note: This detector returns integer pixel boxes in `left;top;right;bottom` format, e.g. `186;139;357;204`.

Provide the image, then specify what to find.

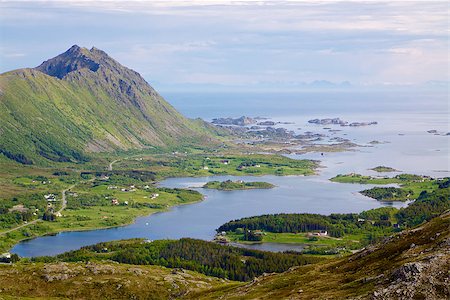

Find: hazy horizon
1;0;448;92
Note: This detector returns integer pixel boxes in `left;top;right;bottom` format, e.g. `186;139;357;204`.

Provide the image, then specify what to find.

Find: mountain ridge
0;45;221;164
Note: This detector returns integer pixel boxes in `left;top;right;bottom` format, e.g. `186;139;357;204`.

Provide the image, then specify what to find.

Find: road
1;158;122;237
108;159;119;171
56;184;76;215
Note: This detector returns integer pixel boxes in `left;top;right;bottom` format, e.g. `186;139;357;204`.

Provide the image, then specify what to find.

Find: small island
203;180;275;191
370;166;400;172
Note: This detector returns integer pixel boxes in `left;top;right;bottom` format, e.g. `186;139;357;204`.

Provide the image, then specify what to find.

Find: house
144;185;151;189
111;199;120;205
44;194;57;201
319;230;328;236
124;201;129;206
107;186;118;190
0;252;11;263
151;193;159;199
220;160;229;165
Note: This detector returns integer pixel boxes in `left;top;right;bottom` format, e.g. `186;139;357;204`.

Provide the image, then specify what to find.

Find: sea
11;90;449;257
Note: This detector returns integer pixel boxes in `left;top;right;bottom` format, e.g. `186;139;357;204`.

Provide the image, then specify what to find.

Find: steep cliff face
0;45;219;164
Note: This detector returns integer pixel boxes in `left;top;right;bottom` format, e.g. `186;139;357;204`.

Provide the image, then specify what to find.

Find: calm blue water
11;91;449;257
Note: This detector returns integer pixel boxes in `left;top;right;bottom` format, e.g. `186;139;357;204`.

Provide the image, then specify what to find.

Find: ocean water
11;90;449;257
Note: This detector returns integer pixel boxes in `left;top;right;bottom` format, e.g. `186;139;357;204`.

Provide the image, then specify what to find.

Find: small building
151;193;159;199
111;199;120;205
319;230;328;236
0;252;11;263
220;160;229;165
203;166;209;170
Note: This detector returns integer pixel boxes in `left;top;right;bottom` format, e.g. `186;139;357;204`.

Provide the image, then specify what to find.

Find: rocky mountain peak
35;45;103;79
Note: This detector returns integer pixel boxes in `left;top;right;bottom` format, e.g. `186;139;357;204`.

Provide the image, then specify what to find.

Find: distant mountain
0;45;221;164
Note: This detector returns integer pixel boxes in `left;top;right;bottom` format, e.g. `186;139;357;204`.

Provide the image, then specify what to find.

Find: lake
11;90;449;257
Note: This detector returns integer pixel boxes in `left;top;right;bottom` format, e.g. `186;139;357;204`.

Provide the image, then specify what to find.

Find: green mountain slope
0;45;219;164
192;211;450;299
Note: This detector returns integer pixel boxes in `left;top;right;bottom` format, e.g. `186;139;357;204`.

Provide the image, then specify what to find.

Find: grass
0;178;203;253
330;173;443;200
112;153;319;179
203;180;275;191
226;231;362;251
190;212;450;299
0;261;233;299
0;150;318;253
370;166;399;172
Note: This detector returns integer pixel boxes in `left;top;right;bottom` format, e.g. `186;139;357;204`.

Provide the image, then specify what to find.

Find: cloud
0;0;448;88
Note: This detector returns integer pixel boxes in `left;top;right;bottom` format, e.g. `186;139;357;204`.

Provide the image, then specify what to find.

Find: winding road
0;159;117;237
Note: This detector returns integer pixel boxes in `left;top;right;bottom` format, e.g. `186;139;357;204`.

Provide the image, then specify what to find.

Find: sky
0;0;448;92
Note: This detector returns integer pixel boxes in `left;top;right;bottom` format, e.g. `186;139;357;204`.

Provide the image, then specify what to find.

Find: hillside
0;212;447;299
193;211;450;299
0;45;221;165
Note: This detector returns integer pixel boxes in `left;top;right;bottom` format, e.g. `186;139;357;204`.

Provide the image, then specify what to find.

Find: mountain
0;45;220;164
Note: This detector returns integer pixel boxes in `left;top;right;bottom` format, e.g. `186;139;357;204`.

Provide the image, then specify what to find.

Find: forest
218;182;449;241
33;238;322;281
360;187;413;201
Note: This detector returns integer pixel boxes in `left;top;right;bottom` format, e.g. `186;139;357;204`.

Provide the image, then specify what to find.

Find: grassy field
330;173;443;200
226;231;363;249
112;153;319;179
0;261;234;299
0;177;203;252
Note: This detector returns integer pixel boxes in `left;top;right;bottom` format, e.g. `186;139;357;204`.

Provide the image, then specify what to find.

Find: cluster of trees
39;238;322;281
396;187;450;227
218;183;449;243
0;194;48;229
217;213;378;238
0;148;33;165
42;211;56;221
361;187;412;201
243;230;263;241
204;180;274;190
0;210;34;229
